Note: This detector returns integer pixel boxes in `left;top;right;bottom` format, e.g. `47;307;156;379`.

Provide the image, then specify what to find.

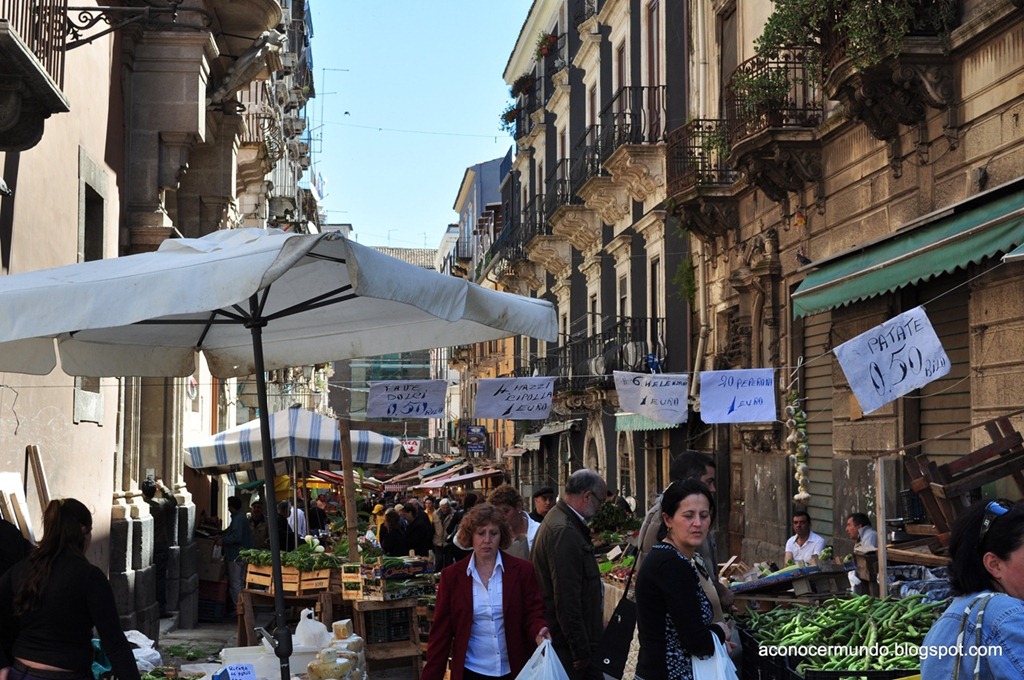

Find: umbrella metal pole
338;419;361;563
248;309;292;680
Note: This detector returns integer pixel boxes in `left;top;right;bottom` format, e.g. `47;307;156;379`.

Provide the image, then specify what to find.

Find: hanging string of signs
364;306;948;425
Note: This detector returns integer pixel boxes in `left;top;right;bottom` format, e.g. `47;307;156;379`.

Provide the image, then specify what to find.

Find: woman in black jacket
379;509;409;557
0;499;141;680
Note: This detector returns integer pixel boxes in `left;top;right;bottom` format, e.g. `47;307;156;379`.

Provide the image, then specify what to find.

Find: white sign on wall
366;380;447;419
475;377;555;420
613;371;689;424
833;306;950;415
699;368;777;423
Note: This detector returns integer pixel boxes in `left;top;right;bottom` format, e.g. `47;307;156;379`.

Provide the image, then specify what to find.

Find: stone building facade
0;0;317;636
453;0;1024;562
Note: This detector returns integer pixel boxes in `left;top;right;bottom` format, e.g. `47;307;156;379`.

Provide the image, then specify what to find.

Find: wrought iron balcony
3;0;65;86
520;193;547;244
666;119;736;196
598;85;667;163
725;49;823;144
544;159;582;219
570;124;604;194
575;0;601;26
531;317;668;392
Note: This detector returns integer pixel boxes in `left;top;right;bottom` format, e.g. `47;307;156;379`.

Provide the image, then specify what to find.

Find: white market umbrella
184;406;404;475
0;227;557;677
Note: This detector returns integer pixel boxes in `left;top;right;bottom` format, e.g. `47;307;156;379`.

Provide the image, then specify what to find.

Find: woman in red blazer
422;503;550;680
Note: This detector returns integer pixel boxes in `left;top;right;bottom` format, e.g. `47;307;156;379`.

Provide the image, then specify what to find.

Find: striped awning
615;412;680;431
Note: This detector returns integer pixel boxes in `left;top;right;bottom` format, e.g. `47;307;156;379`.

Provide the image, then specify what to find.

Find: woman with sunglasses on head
921;499;1024;679
635;478;733;680
0;499;140;680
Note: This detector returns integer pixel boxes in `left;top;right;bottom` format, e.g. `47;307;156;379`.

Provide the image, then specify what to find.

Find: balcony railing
544;158;582;218
666;118;736;196
571;124;604;193
725;48;824;143
531;317;668;392
575;0;601;26
599;85;667;163
522;193;549;244
2;0;67;88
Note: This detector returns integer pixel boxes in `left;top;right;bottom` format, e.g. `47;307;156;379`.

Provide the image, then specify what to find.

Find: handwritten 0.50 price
868;343;947;396
385;401;441;417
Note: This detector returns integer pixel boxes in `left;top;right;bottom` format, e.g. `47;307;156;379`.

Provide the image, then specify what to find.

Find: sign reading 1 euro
699;368;776;423
612;371;689;424
366;380;446;419
475;377;555;420
833;306;950;415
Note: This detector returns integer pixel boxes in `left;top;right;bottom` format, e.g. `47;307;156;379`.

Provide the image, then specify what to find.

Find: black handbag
594;562;637;679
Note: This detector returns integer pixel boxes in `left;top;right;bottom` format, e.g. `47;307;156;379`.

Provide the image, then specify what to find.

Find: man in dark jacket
531;469;608;679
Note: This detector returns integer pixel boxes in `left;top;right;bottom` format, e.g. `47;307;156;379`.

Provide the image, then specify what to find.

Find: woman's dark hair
950;499;1024;596
456;503;512;550
658;478;715;541
946;499;1024;593
383;508;403;532
14;498;92;616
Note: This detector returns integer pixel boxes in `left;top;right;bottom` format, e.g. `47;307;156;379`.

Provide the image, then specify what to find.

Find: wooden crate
245;565;340;595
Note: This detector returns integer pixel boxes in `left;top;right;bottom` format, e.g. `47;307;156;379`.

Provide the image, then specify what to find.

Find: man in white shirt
288;501;307;538
784;510;826;564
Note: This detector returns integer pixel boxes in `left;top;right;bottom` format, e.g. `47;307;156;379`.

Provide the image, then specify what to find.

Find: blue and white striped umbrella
184;407;403;475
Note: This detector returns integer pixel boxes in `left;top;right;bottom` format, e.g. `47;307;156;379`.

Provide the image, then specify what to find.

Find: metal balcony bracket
65;2;213;50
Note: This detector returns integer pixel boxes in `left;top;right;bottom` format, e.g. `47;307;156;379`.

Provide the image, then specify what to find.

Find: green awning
792;186;1024;318
615;413;680;431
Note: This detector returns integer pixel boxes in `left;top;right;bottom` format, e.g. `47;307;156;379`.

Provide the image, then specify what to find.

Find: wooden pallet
903;416;1024;555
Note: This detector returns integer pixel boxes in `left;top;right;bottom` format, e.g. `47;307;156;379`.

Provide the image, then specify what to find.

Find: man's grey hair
565;468;605;496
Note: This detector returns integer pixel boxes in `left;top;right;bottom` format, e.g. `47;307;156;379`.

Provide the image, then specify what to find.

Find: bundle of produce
742;593;945;675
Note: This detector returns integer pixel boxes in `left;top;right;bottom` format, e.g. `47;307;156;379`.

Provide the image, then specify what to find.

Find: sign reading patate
475;377;554;420
699;368;777;423
366;380;446;418
613;371;689;424
833;306;950;415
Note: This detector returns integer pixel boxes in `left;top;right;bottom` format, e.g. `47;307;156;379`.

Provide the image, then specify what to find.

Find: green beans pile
743;593;946;675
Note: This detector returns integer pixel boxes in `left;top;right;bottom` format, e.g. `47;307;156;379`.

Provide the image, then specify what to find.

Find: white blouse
464;552;511;677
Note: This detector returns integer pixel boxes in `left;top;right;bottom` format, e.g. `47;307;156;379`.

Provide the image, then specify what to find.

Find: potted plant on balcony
510;72;536;98
499;101;521;135
535;31;559;60
731;66;791;125
755;0;957;76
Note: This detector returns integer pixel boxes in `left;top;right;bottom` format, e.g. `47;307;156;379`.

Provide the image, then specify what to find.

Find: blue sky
307;1;533;248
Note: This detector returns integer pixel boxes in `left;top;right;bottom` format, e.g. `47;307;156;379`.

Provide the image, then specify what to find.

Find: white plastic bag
295;608;332;649
514;639;570;680
691;634;739;680
133;647;163;672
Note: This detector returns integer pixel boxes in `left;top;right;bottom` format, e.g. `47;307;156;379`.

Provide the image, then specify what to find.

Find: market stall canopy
184;407;403;475
409;468;504;491
0;227;556;680
0;227;558;377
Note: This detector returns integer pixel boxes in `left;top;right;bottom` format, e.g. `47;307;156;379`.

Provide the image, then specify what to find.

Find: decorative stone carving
734;134;824;214
673;191;739;243
551;206;603;253
824;36;956;175
604;144;666;202
577;177;629;226
738;424;779;454
208;30;285;107
553;389;603;416
527;235;572;277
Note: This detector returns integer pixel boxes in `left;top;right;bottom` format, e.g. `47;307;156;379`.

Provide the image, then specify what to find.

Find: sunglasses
978;499;1013;553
